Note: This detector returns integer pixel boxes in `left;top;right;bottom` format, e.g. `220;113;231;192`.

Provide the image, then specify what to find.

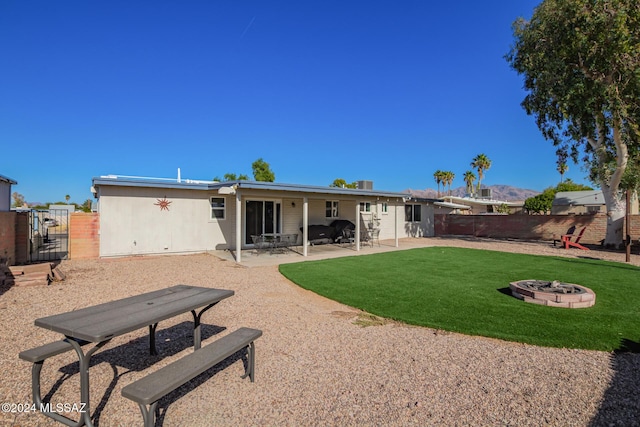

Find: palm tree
443;171;455;196
557;162;568;183
471;154;492;194
433;170;444;197
463;171;476;196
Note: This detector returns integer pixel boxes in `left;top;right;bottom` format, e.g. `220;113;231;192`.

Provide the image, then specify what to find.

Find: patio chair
553;226;575;247
250;235;271;255
370;228;380;247
562;226;589;250
359;229;371;247
340;228;355;247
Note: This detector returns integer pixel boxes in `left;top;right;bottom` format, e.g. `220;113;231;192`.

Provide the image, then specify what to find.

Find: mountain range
405;185;541;201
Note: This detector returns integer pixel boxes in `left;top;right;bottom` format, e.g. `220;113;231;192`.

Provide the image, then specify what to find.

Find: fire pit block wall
509;280;596;308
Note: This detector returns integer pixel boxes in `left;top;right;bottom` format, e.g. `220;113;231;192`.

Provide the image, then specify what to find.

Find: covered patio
212;237;433;267
215;180;422;263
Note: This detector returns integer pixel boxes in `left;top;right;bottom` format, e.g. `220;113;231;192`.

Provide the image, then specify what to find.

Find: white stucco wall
281;198;303;244
400;203;435;238
0;181;11;211
288;198;435;240
98;186;235;257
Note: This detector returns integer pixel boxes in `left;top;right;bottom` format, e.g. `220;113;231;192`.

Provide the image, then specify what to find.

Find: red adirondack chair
562;226;589;250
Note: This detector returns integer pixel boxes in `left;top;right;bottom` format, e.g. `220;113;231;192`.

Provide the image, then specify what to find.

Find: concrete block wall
0;211;16;265
435;213;640;245
628;215;640;240
69;212;100;259
15;212;29;264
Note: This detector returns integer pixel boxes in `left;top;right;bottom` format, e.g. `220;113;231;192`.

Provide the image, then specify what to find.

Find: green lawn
279;247;640;352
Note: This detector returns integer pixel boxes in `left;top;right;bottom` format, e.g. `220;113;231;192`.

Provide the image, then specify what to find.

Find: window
211;197;225;219
359;202;371;212
382;202;388;214
326;200;339;218
404;204;421;222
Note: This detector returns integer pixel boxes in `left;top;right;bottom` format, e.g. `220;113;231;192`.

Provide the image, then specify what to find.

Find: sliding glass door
245;200;281;245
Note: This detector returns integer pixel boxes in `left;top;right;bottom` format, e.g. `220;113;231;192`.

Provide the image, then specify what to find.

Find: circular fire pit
509;280;596;308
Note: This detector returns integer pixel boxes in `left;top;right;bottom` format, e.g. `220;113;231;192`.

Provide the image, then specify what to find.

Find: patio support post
235;190;242;263
395;201;399;247
355;203;361;251
303;197;308;256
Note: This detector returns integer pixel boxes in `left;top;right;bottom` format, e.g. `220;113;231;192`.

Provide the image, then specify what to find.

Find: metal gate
29;209;69;263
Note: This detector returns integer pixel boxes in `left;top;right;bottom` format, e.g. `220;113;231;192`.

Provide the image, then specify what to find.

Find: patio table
270;233;298;254
31;284;234;427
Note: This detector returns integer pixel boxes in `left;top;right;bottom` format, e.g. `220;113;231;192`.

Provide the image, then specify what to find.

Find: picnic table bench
122;327;262;427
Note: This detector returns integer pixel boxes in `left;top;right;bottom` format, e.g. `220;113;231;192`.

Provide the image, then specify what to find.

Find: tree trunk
591;119;628;248
601;183;625;247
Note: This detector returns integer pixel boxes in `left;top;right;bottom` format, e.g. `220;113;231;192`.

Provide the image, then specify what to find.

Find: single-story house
441;196;524;214
0;174;17;212
91;175;437;262
551;190;605;215
551;190;639;215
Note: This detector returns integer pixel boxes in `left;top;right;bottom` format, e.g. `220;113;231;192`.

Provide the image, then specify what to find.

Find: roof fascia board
92;176;210;191
93;176;410;199
0;174;17;185
232;181;408;198
435;202;471;209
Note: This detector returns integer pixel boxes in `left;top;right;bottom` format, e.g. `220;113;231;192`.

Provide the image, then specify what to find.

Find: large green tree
252;158;275;182
506;0;640;245
330;178;357;188
213;173;249;181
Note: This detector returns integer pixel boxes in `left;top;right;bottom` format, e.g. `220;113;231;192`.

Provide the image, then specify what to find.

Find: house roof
434;201;471;210
0;174;17;185
92;175;411;199
552;190;604;206
406;196;443;203
444;196;523;207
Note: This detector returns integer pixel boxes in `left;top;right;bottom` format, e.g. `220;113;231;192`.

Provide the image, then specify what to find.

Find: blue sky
1;1;592;205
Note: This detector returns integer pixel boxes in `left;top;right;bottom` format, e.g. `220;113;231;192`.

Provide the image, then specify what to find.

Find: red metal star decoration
154;196;172;211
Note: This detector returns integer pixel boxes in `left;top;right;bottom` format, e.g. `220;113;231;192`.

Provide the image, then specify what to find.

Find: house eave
0;174;17;185
92;175;410;199
434;201;471;209
228;180;409;198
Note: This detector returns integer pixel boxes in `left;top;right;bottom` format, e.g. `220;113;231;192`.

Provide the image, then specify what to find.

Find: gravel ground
1;237;639;426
